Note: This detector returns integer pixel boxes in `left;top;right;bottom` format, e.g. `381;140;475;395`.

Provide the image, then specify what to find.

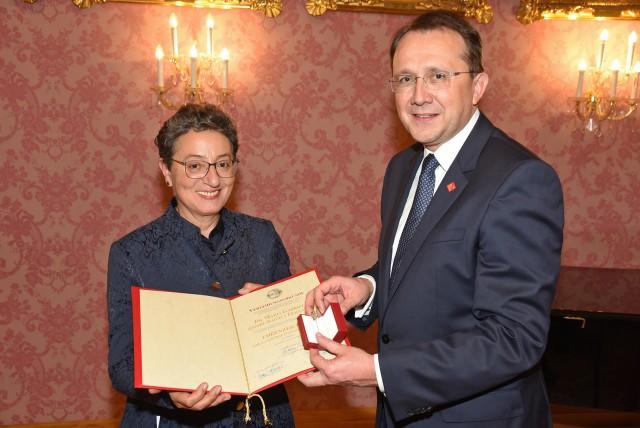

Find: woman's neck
176;205;219;237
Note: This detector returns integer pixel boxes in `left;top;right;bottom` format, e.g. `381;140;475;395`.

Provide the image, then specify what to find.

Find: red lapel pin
447;182;457;192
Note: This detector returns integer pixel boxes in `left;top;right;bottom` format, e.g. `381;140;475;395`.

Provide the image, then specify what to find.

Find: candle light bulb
600;29;609;41
155;45;164;61
610;59;620;98
611;59;620;71
578;59;587;71
169;13;179;57
598;29;608;70
633;62;640;99
220;48;230;90
220;47;230;61
576;59;587;97
155;45;165;88
206;14;215;57
627;31;637;72
190;44;198;88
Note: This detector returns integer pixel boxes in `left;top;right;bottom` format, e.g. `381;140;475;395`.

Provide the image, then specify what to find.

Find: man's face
392;29;488;151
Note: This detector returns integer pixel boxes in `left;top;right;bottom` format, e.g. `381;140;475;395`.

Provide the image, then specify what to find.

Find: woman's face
159;130;236;231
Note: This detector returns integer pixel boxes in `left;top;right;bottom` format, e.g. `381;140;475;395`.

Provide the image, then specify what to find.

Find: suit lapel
383;114;495;309
379;149;424;305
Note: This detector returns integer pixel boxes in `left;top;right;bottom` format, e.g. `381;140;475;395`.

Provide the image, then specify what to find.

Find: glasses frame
172;158;239;179
389;70;477;93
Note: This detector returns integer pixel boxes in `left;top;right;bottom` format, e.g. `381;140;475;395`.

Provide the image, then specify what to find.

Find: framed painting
305;0;493;23
23;0;283;17
517;0;640;24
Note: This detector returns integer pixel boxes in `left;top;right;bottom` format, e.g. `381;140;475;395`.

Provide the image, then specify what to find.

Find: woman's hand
238;282;263;295
149;383;231;410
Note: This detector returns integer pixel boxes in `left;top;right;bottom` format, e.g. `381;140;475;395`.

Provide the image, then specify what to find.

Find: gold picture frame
305;0;493;24
23;0;283;17
517;0;640;24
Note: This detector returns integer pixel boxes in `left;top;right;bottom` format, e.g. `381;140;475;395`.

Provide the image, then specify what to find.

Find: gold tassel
244;393;271;426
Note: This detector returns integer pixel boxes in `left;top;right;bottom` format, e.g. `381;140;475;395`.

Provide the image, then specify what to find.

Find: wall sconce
571;30;639;134
152;13;232;110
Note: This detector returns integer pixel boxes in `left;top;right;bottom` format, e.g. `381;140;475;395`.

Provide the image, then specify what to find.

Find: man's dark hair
155;103;238;168
389;10;484;74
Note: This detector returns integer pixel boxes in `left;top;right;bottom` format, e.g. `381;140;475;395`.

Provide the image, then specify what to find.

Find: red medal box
297;302;348;349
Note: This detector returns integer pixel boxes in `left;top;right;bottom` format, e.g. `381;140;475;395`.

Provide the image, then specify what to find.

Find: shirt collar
424;109;480;172
167;198;228;240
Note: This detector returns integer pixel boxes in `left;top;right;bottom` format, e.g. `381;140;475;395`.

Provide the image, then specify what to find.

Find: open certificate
132;269;321;395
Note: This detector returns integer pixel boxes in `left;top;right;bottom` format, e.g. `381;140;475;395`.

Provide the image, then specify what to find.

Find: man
298;10;564;428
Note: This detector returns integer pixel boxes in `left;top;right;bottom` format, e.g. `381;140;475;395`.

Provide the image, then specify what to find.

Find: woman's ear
158;159;172;187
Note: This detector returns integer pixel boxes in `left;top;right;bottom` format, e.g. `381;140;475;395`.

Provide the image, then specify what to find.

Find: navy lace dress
107;201;295;427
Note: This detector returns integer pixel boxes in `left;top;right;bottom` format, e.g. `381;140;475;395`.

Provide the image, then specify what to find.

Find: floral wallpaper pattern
1;0;639;423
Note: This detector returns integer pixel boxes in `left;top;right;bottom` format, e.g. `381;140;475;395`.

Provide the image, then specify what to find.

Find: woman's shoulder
110;212;171;252
223;209;277;234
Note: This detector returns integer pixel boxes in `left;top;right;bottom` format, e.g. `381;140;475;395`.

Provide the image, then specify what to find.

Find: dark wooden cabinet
543;267;640;412
543;309;640;411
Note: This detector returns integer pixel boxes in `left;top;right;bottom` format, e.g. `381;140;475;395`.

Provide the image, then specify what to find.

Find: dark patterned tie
390;154;439;287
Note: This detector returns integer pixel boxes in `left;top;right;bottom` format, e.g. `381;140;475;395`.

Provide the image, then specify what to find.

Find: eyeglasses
389;70;477;93
172;158;239;179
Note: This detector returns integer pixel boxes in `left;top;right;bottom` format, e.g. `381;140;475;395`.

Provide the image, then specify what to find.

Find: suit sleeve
106;242;174;409
380;160;564;417
347;263;380;330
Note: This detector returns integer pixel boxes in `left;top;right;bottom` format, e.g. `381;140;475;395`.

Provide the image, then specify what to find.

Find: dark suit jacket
107;201;294;428
350;113;564;427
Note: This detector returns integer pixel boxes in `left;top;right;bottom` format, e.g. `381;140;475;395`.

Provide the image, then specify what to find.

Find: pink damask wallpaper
1;0;639;424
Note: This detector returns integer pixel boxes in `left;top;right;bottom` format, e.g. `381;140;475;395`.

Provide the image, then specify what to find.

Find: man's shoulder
487;126;539;161
389;143;423;165
465;112;546;168
474;123;560;190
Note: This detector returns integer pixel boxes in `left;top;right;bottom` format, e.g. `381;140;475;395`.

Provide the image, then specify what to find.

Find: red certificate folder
297;302;348;350
132;269;322;395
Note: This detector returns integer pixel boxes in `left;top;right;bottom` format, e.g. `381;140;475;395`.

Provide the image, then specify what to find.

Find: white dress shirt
355;109;481;393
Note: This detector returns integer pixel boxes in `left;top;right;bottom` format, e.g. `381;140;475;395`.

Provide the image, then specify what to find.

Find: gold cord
244;393;271;425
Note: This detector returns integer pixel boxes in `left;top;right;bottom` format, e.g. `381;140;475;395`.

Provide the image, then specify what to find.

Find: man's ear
472;72;489;106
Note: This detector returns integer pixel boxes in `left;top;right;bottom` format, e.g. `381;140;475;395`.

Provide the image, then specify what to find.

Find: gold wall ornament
251;0;282;17
24;0;282;17
517;0;640;24
73;0;106;7
305;0;493;23
306;0;336;17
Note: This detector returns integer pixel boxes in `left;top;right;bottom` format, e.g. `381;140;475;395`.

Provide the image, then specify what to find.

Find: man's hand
297;333;377;388
149;383;231;410
305;276;373;316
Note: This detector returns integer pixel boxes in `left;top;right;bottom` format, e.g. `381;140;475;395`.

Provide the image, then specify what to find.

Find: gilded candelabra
152;13;233;111
571;30;639;134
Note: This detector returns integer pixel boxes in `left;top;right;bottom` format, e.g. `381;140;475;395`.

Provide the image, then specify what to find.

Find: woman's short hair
155;103;238;168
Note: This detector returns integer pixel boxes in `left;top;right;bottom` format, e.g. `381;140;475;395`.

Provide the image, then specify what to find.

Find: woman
107;103;295;427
